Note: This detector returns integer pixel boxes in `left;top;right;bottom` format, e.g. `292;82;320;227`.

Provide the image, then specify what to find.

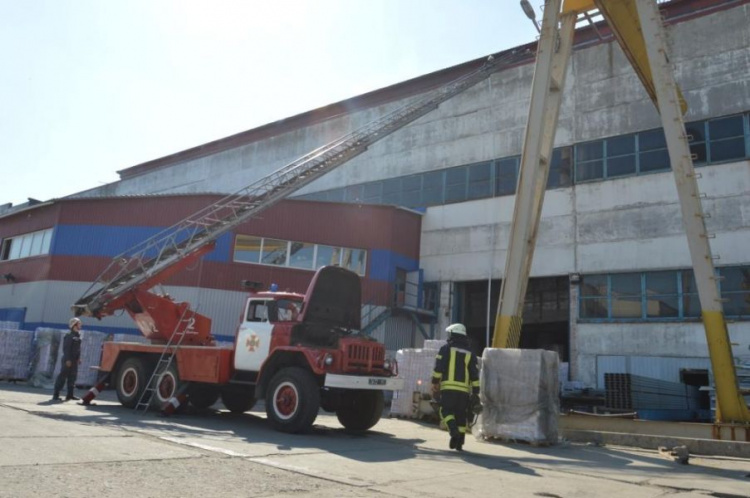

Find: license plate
368;378;386;386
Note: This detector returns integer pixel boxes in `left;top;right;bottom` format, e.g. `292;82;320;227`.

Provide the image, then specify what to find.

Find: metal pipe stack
604;373;701;410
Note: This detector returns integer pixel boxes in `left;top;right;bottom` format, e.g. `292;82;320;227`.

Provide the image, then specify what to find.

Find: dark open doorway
455;276;569;360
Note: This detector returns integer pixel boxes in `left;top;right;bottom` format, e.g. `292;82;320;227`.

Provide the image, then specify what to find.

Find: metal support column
492;1;576;348
635;0;749;423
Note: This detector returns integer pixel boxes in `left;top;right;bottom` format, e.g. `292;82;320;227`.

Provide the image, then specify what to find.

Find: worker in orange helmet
52;318;83;402
431;323;480;451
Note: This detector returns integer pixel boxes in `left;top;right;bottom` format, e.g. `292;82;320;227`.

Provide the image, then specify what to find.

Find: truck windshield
276;299;302;321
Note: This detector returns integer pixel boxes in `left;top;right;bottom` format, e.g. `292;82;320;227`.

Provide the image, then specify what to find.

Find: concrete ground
0;382;748;498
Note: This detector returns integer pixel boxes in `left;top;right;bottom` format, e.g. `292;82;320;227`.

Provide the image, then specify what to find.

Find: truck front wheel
336;390;384;432
115;357;148;408
265;367;320;433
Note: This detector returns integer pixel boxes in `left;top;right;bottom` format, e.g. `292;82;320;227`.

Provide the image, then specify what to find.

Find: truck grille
344;343;385;371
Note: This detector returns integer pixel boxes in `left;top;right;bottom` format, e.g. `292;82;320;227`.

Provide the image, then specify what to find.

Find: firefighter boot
456;433;466;452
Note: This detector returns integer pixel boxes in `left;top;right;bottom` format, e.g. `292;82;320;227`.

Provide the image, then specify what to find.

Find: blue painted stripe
52;225;231;262
0;307;27;324
22;322;235;343
369;249;419;282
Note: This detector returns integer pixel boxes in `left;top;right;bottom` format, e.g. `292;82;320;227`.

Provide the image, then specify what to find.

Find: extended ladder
72;48;531;319
134;304;195;412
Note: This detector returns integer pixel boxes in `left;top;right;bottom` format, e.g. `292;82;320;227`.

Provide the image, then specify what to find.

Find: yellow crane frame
492;0;750;425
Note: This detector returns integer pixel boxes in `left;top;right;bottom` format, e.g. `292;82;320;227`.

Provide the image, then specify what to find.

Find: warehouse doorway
455;276;569;361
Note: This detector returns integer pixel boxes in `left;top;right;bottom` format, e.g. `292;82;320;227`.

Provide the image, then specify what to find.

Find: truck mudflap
324;374;404;391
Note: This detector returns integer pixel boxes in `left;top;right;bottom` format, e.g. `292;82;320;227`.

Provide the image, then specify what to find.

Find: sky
0;1;539;207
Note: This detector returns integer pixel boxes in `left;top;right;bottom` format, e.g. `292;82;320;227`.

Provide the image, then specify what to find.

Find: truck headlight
324;354;334;366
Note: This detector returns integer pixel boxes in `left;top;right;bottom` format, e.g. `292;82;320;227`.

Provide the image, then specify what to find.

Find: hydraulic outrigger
493;0;750;429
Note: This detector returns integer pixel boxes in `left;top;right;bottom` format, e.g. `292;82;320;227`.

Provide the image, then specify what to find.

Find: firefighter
52;318;83;401
431;323;480;451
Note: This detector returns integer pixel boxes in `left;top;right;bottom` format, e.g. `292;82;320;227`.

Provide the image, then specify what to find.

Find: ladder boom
73;48;532;319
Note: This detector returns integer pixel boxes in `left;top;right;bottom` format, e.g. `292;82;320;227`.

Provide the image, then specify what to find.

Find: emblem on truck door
246;334;261;352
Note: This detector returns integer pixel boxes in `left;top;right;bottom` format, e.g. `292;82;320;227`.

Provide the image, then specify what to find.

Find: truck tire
221;387;256;414
336;390;384;432
265;367;320;433
151;363;183;410
189;385;220;409
115;357;148;408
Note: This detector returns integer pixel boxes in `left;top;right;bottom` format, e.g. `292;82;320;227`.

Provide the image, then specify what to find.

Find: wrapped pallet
423;339;446;351
0;329;34;380
29;328;64;388
478;348;559;445
391;348;440;418
53;329;107;387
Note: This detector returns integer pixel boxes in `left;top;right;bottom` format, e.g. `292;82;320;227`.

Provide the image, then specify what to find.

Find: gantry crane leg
492;0;576;349
633;0;749;424
493;0;749;425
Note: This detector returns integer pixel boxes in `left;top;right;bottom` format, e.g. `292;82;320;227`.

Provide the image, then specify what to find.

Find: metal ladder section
73;47;532;318
134;305;194;412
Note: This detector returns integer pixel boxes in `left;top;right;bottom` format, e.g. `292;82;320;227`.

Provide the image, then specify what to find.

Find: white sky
0;0;538;206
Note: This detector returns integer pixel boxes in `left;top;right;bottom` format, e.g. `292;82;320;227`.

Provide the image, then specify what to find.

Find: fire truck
72;48;531;433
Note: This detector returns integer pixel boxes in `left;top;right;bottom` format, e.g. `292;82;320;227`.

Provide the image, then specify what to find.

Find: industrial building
1;0;748;390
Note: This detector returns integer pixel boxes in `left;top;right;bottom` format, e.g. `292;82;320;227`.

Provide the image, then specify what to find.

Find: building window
580;274;608;319
708;115;746;163
637;128;669;173
0;228;53;261
288;242;315;270
720;266;750;318
579;266;750;322
234;236;366;276
610;273;642;318
645;271;678;318
261;238;288;266
444;166;468;204
495;156;518;196
548;147;573;189
467;162;492;200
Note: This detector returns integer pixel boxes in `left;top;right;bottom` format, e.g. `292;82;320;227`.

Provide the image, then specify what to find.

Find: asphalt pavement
0;382;748;498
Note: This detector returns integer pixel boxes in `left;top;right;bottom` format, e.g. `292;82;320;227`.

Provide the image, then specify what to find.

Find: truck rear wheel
336;390;384;432
221;387;256;414
151;363;183;410
265;367;320;433
115;357;148;408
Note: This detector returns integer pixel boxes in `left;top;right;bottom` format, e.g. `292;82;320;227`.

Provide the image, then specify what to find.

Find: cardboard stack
391;347;441;417
29;328;64;388
0;329;34;380
478;348;559;445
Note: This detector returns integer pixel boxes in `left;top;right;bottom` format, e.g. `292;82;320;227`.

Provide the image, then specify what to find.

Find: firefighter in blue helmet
431;323;480;451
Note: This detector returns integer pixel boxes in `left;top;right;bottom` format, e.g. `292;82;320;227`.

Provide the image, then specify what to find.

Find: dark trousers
438;390;470;438
54;362;78;398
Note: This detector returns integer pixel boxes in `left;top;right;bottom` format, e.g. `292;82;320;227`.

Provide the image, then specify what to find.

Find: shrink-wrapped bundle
0;329;33;380
29;328;64;387
391;348;439;417
478;348;559;445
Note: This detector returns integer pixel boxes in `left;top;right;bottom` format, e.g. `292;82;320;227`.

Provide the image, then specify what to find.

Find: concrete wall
74;5;750;202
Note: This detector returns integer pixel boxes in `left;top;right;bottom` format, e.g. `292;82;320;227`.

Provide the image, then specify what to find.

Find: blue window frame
294;112;749;207
579;266;750;321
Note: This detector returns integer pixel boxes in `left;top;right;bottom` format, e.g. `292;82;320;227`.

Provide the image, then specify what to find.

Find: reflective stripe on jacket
431;343;480;394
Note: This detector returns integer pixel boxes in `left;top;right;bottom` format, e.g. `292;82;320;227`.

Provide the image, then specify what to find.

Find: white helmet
69;317;82;329
445;323;466;336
